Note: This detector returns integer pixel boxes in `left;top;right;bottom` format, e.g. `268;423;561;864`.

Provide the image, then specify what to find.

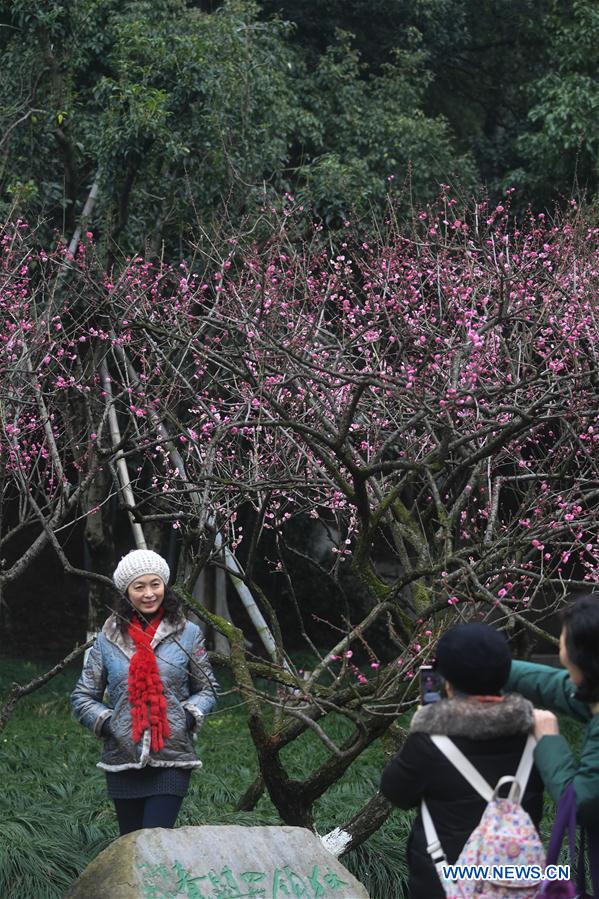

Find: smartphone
419;665;444;705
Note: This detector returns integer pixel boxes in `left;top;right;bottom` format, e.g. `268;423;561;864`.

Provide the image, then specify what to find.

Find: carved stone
65;824;370;898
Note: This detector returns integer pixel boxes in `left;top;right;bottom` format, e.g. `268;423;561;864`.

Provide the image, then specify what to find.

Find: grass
1;658;585;899
0;658;411;899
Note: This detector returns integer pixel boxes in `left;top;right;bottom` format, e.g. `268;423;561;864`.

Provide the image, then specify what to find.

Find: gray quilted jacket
70;613;218;772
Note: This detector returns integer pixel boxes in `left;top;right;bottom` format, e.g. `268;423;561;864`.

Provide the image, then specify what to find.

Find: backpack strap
509;733;536;802
430;732;536;803
430;735;494;800
421;799;449;893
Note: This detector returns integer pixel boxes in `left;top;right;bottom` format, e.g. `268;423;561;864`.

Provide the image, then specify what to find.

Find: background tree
3;0;596;249
1;194;598;848
0;0;302;252
261;0;599;204
3;0;554;251
515;0;599;203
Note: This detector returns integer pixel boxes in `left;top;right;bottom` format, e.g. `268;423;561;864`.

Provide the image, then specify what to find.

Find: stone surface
65;824;370;898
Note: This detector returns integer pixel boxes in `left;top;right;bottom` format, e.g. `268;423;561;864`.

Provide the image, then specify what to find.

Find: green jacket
506;659;599;824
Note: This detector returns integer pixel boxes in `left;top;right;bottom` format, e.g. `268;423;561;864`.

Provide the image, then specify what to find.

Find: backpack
421;734;546;899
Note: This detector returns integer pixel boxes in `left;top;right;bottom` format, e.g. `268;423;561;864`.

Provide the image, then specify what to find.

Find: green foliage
93;0;299;222
262;0;599;208
0;664;112;898
295;32;476;223
259;0;465;73
516;0;599;200
1;0;596;249
0;0;302;247
0;0;476;249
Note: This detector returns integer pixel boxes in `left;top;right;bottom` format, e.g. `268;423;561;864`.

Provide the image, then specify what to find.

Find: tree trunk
248;713;315;830
235;774;265;812
321;791;393;856
213;562;231;656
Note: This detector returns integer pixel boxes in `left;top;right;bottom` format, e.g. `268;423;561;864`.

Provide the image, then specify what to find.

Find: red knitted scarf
128;608;170;752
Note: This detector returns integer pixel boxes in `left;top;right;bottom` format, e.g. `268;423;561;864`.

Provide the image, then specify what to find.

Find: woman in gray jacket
71;549;219;835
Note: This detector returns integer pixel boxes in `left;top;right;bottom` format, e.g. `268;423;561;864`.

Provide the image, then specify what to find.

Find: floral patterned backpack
421;734;546;898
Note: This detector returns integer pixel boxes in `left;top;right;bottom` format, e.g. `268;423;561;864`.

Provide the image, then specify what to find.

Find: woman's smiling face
127;574;165;616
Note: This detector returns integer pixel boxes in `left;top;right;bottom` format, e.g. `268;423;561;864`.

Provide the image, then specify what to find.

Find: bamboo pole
99;359;147;551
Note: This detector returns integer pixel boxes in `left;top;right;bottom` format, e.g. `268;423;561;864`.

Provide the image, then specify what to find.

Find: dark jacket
505;659;599;825
380;695;544;899
71;613;218;772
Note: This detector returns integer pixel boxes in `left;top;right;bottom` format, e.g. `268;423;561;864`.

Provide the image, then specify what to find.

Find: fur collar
102;612;186;659
410;694;533;740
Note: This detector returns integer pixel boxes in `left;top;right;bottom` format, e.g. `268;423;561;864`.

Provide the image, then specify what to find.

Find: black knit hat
435;623;511;695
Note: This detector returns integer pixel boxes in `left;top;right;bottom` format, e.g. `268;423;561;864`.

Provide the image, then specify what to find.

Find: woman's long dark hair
114;585;183;634
562;593;599;703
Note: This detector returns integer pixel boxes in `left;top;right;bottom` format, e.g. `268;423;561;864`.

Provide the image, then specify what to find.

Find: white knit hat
113;549;170;595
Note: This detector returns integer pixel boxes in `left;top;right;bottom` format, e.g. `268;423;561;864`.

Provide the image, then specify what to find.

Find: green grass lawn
0;658;412;899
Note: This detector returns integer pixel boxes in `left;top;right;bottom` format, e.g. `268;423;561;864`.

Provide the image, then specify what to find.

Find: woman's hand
100;716;113;739
533;708;559;739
